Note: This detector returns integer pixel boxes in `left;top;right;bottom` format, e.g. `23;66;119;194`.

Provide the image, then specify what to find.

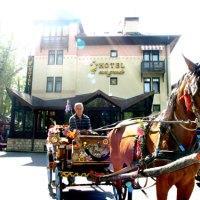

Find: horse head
175;56;200;123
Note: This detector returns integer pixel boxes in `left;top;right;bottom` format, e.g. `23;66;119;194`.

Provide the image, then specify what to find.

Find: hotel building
7;17;179;151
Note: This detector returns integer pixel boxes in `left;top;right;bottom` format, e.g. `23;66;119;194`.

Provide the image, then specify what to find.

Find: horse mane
159;88;177;120
160;64;200;121
159;73;188;121
193;63;200;76
177;73;187;87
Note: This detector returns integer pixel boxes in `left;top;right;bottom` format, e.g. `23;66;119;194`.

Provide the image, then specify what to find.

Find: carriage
47;127;113;200
47;56;200;200
47;121;199;200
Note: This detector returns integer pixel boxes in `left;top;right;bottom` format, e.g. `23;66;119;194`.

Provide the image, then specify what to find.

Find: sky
0;0;200;84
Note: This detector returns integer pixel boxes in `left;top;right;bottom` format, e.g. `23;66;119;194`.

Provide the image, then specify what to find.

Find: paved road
0;151;199;200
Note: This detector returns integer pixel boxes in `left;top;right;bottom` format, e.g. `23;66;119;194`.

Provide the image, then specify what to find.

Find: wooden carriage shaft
98;153;200;182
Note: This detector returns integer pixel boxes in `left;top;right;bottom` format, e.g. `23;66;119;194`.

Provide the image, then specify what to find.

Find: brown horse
109;57;200;200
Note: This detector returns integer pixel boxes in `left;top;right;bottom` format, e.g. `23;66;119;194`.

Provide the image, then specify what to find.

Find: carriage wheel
127;190;132;200
47;167;53;188
55;165;63;200
47;148;55;189
113;184;127;200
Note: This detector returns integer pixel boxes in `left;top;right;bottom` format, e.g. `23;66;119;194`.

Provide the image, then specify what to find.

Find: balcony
40;36;69;49
141;61;165;73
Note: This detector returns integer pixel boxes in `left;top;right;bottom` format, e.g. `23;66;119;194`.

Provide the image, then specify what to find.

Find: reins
174;111;196;131
94;118;197;132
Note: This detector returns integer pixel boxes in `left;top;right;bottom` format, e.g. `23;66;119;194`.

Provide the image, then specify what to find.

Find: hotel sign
89;61;125;77
24;56;34;95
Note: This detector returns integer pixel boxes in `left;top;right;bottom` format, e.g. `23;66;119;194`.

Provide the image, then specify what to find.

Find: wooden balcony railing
40;36;69;49
141;61;165;74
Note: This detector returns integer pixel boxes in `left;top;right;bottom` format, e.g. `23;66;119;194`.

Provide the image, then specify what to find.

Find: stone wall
6;138;46;152
34;139;46;152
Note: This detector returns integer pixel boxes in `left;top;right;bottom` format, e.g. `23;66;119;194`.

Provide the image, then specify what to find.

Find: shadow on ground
0;151;47;167
49;187;114;200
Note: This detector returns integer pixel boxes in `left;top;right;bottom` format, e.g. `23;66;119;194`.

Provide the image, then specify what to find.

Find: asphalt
0;151;199;200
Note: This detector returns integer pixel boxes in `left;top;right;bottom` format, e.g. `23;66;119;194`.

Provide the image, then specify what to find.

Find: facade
7;17;179;152
32;18;179;111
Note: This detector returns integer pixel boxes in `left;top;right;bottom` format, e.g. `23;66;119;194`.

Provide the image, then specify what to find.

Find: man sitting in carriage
47;102;92;185
68;102;92;134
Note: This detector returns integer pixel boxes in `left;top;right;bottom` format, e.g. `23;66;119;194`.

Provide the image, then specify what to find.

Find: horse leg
176;179;195;200
112;161;126;200
156;177;172;200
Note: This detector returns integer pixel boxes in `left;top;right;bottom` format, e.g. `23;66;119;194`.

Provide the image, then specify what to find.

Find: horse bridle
167;86;200;155
174;85;200;131
190;94;200;127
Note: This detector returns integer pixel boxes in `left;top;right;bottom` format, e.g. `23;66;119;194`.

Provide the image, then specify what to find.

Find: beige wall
32;54;77;99
76;55;143;97
31;34;169;111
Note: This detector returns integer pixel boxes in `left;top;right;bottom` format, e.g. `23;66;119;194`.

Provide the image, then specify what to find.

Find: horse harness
94;115;200;166
119;116;200;192
128;90;200;191
139;120;200;167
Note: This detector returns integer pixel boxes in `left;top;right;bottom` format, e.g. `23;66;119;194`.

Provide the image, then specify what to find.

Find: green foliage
124;112;133;119
0;40;18;116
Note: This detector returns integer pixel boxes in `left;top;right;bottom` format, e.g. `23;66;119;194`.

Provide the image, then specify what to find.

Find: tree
0;40;20;116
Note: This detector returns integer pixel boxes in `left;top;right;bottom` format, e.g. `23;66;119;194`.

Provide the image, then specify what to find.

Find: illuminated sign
89;61;125;77
24;56;34;94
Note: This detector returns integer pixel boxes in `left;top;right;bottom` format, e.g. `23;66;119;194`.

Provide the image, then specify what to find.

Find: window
152;51;159;61
144;78;151;93
143;51;150;61
46;77;62;93
24;111;33;131
49;111;55;116
110;50;118;58
48;50;64;65
48;50;55;65
110;77;118;85
14;111;23;132
144;77;161;93
153;104;161;112
55;77;62;92
56;50;63;65
152;77;160;93
46;77;54;92
143;50;159;61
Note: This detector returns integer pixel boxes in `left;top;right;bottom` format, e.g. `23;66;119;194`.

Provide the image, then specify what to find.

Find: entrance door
84;96;121;129
86;108;121;129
